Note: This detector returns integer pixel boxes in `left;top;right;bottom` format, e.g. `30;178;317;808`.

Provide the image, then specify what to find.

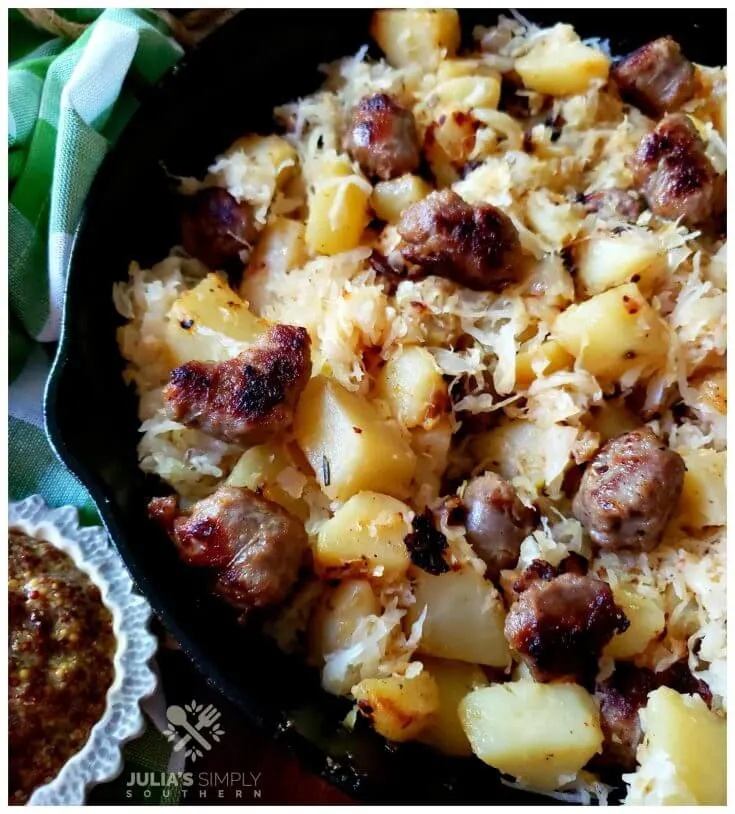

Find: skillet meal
115;10;726;804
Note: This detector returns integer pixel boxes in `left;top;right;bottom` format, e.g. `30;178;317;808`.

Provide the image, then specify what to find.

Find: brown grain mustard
9;530;116;805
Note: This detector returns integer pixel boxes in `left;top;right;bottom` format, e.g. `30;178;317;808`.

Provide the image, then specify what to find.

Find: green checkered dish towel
8;8;182;803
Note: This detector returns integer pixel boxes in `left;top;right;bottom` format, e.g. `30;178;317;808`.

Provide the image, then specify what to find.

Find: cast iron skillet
45;9;725;804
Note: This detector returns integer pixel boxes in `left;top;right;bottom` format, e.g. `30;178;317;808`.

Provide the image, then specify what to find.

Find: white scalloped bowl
9;495;158;806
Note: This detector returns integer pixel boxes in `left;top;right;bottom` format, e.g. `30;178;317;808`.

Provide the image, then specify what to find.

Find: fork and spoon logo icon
164;701;225;761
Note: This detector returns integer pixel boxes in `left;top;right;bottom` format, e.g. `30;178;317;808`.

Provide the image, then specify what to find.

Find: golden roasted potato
375;345;448;429
309;579;380;662
459;682;603;788
573;231;665;296
433;74;501;113
371;9;460;69
677;449;726;528
314;491;412;581
370;174;431;224
604;586;665;660
226;442;308;521
473;419;578;494
305;155;371;256
690;369;727;416
553;282;669;384
515;31;610;96
406;567;511;668
352;671;440;742
294;376;416;501
418;658;489;756
166;273;268;365
630;687;726;805
409;415;452;508
424;111;479;186
515;339;575;388
223;134;298;181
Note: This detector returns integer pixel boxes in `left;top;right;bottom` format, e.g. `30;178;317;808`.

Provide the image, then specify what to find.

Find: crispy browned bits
345;93;420;180
150;486;307;612
397;189;523;291
404;509;450;575
631;113;724;226
573;427;686;552
504;571;628;684
181;187;258;269
9;531;115;805
459;472;535;581
163;324;311;446
612;37;698;117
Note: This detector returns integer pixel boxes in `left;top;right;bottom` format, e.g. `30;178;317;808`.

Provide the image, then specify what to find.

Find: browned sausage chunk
595;663;658;769
149;486;307;612
163;324;311;445
345;93;420;180
612;37;697;118
397;189;522;291
504;570;628;684
595;661;713;769
460;472;535;580
631;114;724;226
573;427;685;552
582;188;644;222
181;187;258;269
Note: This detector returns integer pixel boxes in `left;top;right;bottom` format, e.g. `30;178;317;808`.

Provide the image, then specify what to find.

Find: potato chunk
419;658;489;756
294;376;416;501
516;30;610;96
223;134;297;181
677;449;726;528
305;155;371;256
240;216;307;307
166;273;268;364
433;74;501;113
626;687;726;805
406;567;511;668
226;442;308;521
375;346;448;429
352;671;440;742
474;419;578;495
309;579;380;662
553;283;669;384
574;231;664;296
459;682;603;789
515;339;574;388
315;492;412;581
371;9;460;69
371;174;431;224
604;586;665;660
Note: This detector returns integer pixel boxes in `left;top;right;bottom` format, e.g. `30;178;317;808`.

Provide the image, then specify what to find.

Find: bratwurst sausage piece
595;661;713;769
504;569;628;684
397;189;523;291
345;93;420;180
459;472;535;580
181;187;258;269
572;427;685;553
611;37;697;118
163;324;311;446
148;486;307;612
631;113;724;226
